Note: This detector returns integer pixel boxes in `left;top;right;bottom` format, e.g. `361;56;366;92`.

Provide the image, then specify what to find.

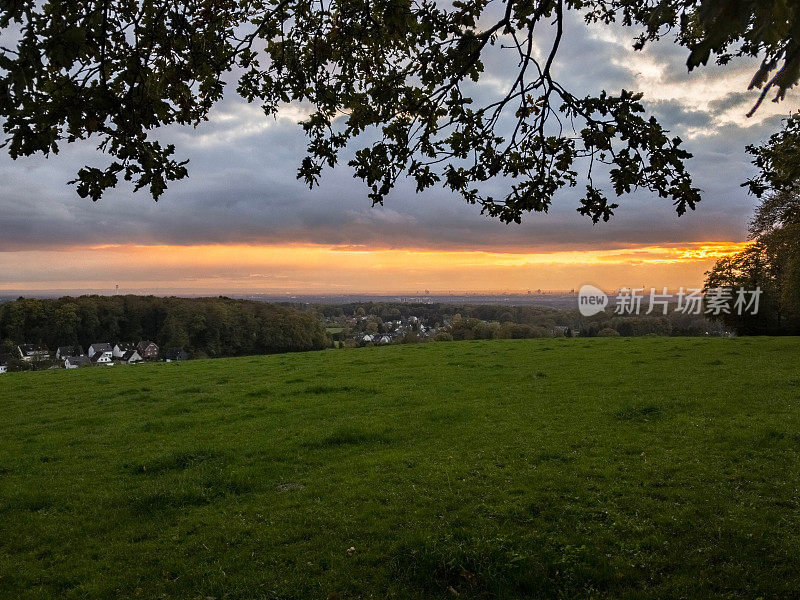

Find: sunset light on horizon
1;241;749;294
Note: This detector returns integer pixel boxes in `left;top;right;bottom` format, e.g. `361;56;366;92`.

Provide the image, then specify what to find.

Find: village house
0;355;9;374
56;345;83;360
90;352;113;365
165;348;189;362
113;342;136;358
136;340;159;360
65;355;91;369
88;343;113;358
119;349;143;364
18;344;49;362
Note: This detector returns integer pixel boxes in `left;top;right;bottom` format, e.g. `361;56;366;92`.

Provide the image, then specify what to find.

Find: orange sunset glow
0;241;749;293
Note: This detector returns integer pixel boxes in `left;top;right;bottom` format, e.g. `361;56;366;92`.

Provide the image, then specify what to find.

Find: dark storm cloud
0;11;795;254
708;92;756;114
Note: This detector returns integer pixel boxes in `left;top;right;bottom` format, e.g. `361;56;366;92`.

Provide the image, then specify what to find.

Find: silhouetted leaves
1;0;797;220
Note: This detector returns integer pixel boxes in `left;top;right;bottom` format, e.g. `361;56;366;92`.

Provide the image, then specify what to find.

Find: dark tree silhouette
1;1;797;221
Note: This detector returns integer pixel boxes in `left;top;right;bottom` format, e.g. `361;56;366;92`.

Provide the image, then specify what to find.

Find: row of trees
440;312;720;339
320;302;571;330
0;296;330;358
579;315;728;338
442;318;554;341
323;302;722;341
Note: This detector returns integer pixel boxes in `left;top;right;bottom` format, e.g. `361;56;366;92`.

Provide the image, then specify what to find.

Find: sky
1;10;796;295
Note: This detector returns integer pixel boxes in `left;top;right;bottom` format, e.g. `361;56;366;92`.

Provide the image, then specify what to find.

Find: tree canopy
745;114;800;199
1;0;797;222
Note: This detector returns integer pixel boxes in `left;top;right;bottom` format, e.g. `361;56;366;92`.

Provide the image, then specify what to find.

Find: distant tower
115;284;119;295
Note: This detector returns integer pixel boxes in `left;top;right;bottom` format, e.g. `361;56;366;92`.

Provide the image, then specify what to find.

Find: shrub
597;327;620;337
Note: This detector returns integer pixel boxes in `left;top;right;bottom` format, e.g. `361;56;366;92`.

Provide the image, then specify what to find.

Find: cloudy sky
1;11;795;294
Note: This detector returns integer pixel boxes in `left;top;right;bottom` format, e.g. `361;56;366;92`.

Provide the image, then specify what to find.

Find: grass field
2;337;800;599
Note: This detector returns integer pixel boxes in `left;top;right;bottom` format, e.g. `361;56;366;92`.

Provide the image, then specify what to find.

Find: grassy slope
1;337;800;599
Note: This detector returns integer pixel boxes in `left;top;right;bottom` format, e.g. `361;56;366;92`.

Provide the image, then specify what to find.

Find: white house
88;343;113;358
90;352;113;365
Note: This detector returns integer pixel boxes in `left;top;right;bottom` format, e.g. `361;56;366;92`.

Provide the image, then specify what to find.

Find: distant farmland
2;338;800;599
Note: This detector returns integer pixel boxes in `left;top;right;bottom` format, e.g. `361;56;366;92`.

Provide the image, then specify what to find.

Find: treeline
442;317;554;341
318;301;719;337
438;313;719;339
0;296;330;357
577;314;728;337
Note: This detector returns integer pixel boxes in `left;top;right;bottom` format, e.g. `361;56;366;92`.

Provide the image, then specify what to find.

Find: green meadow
2;337;800;599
